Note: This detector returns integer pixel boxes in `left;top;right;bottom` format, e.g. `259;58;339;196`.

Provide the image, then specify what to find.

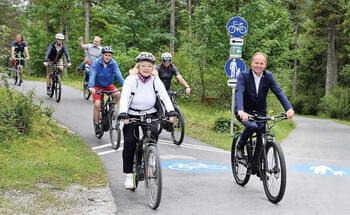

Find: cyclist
43;33;71;95
78;36;102;84
88;46;124;136
118;52;176;189
234;52;294;165
156;52;191;95
9;34;30;82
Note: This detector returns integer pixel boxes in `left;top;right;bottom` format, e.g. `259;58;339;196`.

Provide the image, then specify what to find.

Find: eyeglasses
163;59;171;63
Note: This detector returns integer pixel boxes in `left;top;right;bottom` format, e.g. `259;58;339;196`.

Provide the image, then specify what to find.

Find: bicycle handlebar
248;113;287;122
95;89;120;95
47;63;69;68
13;57;26;61
127;116;170;125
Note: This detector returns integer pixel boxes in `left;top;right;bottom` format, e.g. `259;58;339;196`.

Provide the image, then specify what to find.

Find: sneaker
47;88;51;95
124;173;134;189
236;143;244;159
95;124;102;136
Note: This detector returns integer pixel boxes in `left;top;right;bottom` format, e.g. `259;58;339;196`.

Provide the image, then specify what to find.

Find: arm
11;46;15;59
269;73;294;119
43;44;52;62
154;76;174;113
78;37;88;49
88;62;98;90
24;46;30;60
119;76;133;114
113;62;124;86
234;73;249;121
176;74;191;95
63;45;71;62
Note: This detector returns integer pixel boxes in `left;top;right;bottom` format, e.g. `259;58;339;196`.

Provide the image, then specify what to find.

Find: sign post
225;16;248;136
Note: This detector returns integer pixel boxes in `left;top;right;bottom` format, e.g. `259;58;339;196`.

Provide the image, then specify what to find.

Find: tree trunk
188;0;192;39
200;37;208;102
292;23;298;98
170;0;175;53
325;19;337;95
84;0;90;43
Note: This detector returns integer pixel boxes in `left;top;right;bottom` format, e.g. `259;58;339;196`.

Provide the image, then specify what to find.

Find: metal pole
230;84;236;136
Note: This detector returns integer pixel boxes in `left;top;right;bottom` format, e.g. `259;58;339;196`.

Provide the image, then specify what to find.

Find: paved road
12;80;350;215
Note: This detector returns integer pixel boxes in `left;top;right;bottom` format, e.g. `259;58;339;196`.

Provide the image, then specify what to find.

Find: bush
291;94;319;115
0;78;52;141
318;87;350;120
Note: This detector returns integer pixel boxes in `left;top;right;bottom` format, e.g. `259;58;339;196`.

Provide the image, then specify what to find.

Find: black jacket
44;41;71;62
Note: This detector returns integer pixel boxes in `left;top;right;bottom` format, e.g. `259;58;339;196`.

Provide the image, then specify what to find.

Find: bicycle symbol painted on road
228;21;247;35
162;160;230;173
291;164;350;176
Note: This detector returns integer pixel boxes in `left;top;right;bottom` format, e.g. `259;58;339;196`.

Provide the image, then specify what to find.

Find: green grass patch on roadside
0;117;107;190
179;102;295;151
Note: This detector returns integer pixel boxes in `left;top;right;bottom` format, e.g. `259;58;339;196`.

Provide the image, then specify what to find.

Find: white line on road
92;143;112;150
158;140;229;154
97;147;123;155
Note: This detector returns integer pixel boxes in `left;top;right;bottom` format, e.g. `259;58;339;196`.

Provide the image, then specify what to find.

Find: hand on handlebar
43;62;48;67
67;62;72;67
238;110;249;122
89;88;96;94
286;109;294;120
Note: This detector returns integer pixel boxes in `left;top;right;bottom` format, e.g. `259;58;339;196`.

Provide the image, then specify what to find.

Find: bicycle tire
131;148;143;191
144;144;162;209
157;122;163;135
83;74;91;100
49;78;55;98
231;132;250;186
262;141;286;203
171;106;185;145
13;70;18;85
109;109;121;150
93;111;104;139
55;75;62;102
17;67;22;86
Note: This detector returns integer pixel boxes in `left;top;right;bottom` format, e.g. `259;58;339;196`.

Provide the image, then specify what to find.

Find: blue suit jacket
234;68;292;116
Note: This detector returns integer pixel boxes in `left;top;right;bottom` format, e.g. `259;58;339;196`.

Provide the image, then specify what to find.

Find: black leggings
122;119;159;173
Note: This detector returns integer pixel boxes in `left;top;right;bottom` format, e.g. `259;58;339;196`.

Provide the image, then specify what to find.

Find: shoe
95;124;102;136
7;72;11;77
236;144;244;159
124;173;134;189
47;88;51;95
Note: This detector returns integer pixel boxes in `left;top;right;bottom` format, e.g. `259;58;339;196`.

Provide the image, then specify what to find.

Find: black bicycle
94;89;121;150
158;90;185;145
83;65;91;100
10;57;25;86
231;113;287;203
128;114;166;209
47;63;67;103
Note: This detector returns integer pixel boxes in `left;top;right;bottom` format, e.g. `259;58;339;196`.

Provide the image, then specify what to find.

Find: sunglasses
163;59;171;63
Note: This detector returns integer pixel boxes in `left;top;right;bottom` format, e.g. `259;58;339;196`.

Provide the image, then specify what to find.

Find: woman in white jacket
119;52;176;189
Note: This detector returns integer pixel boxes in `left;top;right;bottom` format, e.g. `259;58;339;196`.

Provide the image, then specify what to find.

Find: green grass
179;102;295;151
0;117;107;190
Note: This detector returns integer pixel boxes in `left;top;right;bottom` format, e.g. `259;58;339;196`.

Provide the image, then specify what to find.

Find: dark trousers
238;120;264;146
122;120;159;173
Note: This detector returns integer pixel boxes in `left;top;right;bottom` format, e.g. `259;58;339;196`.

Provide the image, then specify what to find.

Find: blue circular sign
291;164;350;176
161;160;231;173
226;16;248;38
225;58;246;78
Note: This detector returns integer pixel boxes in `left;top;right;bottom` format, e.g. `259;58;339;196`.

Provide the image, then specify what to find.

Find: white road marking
160;154;196;160
97;147;123;155
92;143;112;150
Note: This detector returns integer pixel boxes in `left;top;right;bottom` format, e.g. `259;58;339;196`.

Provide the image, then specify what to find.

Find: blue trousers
238;120;264;146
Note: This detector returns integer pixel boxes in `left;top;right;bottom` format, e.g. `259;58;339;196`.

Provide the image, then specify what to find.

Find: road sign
291;164;350;176
161;160;230;173
225;58;246;78
230;45;242;58
226;16;248;38
227;78;237;87
230;38;244;46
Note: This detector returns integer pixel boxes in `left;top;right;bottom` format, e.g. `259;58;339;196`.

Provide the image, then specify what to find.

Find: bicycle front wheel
49;78;55;98
83;74;91;100
17;67;23;86
55;76;62;102
144;145;162;209
171;106;185;145
13;70;18;85
231;132;250;186
109;108;121;150
262;141;287;203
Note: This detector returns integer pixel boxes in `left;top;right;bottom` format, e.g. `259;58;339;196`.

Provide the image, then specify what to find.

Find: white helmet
55;33;65;40
136;52;156;64
161;52;172;62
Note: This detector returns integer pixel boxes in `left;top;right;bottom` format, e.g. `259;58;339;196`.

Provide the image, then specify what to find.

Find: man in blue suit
234;52;294;161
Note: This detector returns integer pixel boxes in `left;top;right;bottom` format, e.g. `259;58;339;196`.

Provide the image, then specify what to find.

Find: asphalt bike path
11;79;350;215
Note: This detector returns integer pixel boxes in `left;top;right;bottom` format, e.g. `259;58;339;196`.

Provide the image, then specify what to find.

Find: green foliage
0;78;52;141
214;117;231;133
318;87;350;119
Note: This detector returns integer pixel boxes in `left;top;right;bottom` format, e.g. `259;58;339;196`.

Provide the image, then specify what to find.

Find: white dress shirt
253;72;262;95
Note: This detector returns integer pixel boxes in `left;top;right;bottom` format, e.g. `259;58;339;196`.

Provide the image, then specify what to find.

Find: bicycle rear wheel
171;106;185;145
109;108;121;150
144;144;162;209
231;132;250;186
262;141;286;203
55;75;62;102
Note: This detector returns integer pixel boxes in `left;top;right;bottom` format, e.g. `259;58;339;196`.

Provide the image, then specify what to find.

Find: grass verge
0;116;107;190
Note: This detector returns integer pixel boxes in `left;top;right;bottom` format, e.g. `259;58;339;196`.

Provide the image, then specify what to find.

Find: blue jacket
234;68;292;116
88;56;124;88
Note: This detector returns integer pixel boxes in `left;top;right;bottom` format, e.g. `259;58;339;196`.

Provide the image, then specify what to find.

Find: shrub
318;87;350;120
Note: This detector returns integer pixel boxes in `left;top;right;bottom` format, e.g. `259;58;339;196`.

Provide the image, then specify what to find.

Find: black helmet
101;46;114;54
136;52;156;64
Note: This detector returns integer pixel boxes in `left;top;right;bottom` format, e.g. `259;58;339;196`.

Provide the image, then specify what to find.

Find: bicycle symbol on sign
228;21;247;35
168;162;228;171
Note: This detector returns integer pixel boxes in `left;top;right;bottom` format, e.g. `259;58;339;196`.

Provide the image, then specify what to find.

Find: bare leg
94;100;101;125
